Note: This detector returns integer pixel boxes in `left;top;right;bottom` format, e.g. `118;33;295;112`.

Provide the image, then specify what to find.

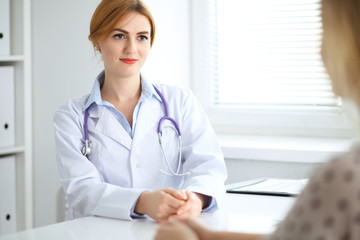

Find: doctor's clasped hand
134;189;206;223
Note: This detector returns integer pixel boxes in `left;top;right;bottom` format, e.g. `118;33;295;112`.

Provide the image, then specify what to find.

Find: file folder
0;0;10;55
0;155;17;235
226;178;308;197
0;66;15;148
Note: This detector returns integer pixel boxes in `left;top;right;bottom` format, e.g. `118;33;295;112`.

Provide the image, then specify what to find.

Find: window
191;0;354;138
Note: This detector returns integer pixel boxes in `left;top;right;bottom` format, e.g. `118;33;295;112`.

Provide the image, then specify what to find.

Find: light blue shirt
84;70;161;138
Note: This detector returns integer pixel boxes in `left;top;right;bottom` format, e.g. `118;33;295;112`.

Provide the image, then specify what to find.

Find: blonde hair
321;0;360;105
88;0;155;48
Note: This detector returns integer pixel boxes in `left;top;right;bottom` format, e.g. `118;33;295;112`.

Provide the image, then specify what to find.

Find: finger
176;199;193;215
159;203;180;217
167;195;186;209
163;188;188;200
162;193;186;209
176;191;197;215
179;189;188;200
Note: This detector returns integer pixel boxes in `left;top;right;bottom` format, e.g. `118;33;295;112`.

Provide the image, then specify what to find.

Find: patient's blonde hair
321;0;360;106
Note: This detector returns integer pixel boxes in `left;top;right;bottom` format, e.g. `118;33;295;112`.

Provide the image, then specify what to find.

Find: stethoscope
81;85;190;177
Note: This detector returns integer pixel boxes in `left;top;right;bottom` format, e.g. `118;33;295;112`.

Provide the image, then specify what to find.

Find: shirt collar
84;70;162;110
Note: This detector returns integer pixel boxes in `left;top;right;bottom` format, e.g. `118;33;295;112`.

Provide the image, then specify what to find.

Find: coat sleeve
179;90;228;212
53;100;145;220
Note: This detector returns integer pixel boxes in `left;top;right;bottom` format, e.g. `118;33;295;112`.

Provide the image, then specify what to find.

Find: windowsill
217;134;356;163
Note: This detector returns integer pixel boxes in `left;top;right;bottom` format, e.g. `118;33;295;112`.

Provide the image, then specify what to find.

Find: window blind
215;0;340;107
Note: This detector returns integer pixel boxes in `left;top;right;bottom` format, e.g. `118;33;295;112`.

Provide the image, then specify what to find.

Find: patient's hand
154;219;199;240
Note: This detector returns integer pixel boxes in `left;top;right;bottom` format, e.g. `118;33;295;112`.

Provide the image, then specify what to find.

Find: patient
155;0;360;239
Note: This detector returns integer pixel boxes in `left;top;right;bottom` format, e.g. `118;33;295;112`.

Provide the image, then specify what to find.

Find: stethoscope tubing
84;106;89;140
153;85;182;135
82;85;189;176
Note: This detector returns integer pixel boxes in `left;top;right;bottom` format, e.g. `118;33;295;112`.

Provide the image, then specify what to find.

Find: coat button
136;163;141;168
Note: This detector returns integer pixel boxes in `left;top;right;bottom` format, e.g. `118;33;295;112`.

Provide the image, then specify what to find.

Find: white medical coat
53;78;227;221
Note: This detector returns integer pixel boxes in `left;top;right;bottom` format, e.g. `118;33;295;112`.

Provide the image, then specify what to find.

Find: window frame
190;0;355;139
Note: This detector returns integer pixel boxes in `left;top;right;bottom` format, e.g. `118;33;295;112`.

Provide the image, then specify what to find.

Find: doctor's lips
120;58;138;64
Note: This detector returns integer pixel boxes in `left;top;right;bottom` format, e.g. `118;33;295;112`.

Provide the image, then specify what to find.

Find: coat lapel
90;106;132;150
132;99;162;147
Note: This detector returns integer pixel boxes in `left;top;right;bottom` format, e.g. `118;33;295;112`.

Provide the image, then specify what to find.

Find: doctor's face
98;12;151;79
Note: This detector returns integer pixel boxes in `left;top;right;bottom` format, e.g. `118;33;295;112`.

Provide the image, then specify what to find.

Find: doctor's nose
124;39;137;54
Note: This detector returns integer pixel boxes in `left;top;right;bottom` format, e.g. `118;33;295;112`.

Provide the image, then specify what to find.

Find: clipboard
226;178;308;197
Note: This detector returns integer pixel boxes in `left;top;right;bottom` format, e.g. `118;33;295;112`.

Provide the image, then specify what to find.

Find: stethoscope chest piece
81;139;93;156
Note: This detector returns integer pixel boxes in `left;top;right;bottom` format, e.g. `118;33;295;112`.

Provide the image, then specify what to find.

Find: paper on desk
229;178;308;196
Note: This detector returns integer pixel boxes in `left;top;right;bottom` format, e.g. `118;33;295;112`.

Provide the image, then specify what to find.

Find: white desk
0;194;295;240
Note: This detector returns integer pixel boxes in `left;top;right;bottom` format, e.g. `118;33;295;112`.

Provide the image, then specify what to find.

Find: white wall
32;0;102;228
32;0;190;227
142;0;191;88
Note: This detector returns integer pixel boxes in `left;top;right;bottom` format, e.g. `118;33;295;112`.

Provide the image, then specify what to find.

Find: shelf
0;146;26;155
0;0;33;234
0;55;25;62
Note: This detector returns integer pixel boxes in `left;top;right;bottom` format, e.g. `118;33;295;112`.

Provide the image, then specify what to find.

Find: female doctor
53;0;227;223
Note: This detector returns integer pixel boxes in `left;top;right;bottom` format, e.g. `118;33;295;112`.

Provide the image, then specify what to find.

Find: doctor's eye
113;33;126;39
138;35;149;41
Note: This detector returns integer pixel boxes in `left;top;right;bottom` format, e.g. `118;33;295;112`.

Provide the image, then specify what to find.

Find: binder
0;0;10;55
0;155;17;235
0;66;15;148
226;178;308;197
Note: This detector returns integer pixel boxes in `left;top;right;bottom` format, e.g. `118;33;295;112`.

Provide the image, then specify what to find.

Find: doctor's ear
95;43;101;52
